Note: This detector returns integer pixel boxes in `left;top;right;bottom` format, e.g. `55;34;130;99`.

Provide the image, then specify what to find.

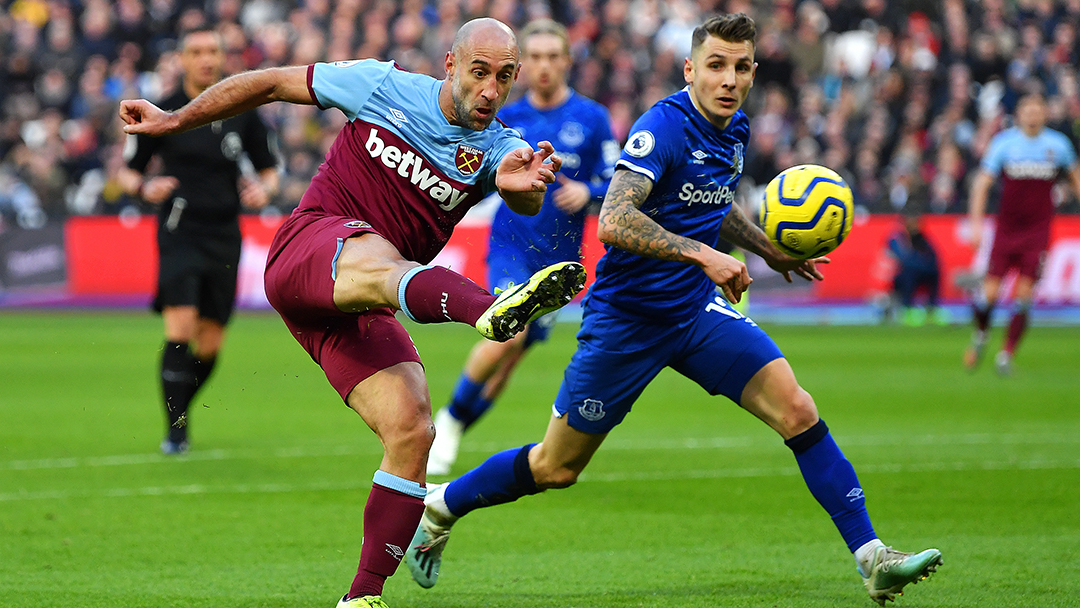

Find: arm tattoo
719;204;773;256
598;170;703;262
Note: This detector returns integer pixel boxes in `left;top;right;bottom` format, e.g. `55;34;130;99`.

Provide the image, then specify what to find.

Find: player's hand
239;177;272;210
119;99;178;136
495;140;562;193
767;254;828;283
552;175;591;213
140;176;179;204
701;249;752;303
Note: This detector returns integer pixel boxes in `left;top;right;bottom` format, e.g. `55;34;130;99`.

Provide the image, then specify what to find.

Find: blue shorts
488;252;559;346
552;293;784;434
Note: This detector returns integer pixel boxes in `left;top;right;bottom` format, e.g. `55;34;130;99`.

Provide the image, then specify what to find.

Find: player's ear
514;62;521;82
444;51;455;78
683;56;694;84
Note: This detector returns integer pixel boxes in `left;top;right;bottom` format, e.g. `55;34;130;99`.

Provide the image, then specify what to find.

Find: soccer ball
759;164;854;260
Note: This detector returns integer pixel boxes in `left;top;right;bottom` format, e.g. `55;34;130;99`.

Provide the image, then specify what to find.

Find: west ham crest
456;144;484;175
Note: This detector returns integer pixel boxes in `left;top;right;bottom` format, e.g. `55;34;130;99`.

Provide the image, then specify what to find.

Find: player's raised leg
409;414;607;588
332;233;584;342
340;361;433;604
740;358;942;604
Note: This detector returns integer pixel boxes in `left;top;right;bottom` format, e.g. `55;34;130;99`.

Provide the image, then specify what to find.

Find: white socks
855;539;886;577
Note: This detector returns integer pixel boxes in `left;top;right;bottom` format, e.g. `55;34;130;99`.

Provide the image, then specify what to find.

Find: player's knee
378;399;435;455
788;388;819;435
776;386;819;437
332;246;415;310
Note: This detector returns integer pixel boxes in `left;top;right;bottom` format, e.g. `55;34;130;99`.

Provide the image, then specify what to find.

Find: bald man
120;18;585;608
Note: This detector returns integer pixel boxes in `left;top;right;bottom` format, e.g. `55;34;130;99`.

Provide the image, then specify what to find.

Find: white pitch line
3;432;1078;472
1;458;1078;503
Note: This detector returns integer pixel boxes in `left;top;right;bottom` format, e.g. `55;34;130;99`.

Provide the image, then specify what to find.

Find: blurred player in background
427;19;618;476
407;14;942;606
120;18;584;608
966;92;1080;375
887;212;945;326
118;27;279;455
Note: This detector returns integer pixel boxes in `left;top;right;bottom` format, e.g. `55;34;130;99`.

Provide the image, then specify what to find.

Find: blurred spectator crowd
3;0;1080;228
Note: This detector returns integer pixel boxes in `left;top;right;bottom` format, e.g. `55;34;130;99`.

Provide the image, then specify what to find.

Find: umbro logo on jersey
386;107;409;127
456;144;484;175
692;150;707;160
847;487;865;502
365;128;470;211
343;220;372;229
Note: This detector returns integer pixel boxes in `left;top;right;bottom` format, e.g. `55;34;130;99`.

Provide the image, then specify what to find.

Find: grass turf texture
1;311;1078;608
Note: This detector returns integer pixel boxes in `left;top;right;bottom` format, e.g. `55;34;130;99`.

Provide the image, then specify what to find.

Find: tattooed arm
719;204;826;282
597;168;751;302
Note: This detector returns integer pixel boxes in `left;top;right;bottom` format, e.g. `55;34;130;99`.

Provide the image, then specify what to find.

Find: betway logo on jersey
1004;160;1057;180
679;182;734;206
365;128;470;211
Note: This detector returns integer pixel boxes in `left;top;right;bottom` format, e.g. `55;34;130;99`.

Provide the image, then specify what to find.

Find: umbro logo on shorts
343;220;372;229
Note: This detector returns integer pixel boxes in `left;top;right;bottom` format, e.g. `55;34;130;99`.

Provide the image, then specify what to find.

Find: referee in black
119;27;279;454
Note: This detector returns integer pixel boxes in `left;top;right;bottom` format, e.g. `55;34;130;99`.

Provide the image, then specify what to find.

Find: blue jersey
488;91;618;269
586;88;749;324
300;59;529;264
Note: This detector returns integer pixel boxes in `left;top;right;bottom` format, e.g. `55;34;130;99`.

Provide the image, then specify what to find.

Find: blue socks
786;419;878;552
446;374;494;429
444;444;540;517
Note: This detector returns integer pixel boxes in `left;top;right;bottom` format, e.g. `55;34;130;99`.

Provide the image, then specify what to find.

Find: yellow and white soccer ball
759;164;854;260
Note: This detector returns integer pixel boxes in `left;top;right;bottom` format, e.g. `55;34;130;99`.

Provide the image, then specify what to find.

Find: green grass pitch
1;310;1078;607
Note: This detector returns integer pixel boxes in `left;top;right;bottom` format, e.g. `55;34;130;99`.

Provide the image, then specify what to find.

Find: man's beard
452;78;493;131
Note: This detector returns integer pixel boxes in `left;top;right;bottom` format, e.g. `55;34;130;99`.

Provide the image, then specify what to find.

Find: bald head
440;17;521;130
452;18;518;59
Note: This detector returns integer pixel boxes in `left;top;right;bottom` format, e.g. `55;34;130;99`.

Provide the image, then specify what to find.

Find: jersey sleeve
122;133;159;173
980;132;1008;176
481;129;531;194
309;59;394;121
615;106;678;183
1055;131;1078;168
242;111;278;171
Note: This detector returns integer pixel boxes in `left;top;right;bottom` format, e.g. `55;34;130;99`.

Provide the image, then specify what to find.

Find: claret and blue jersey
488;91;618;274
587;87;750;323
301;59;529;264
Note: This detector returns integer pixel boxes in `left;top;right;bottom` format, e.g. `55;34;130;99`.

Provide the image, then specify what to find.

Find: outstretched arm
719;203;826;283
597;169;751;303
119;66;313;137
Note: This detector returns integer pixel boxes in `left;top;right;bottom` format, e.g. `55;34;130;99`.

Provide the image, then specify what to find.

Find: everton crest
578;398;606;422
455;144;484;175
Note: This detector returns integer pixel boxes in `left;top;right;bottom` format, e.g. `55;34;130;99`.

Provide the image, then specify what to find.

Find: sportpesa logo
679;182;734;206
1004;160;1057;180
365;128;470;211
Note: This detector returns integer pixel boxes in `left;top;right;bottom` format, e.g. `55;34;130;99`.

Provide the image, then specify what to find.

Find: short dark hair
179;26;222;50
691;13;757;54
